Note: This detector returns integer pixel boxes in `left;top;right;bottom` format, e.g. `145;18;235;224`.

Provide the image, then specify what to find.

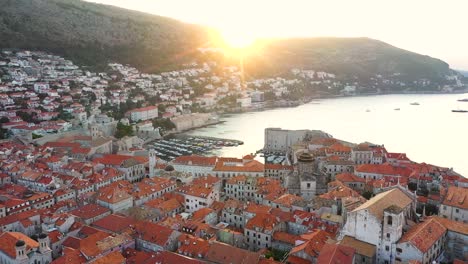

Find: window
385;246;389;251
386;233;390;239
396;248;402;253
307;183;311;188
456;208;459;213
387;215;393;225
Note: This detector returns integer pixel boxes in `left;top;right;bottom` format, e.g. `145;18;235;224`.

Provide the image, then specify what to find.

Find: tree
152;118;176;131
158;104;166;114
16;111;36;123
114;122;134;139
362;190;373;200
408;182;418;192
0;117;9;123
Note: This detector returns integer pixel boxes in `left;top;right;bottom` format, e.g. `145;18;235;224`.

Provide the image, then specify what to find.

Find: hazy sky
88;0;468;70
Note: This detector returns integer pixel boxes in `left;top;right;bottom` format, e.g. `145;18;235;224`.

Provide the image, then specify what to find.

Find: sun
221;29;256;49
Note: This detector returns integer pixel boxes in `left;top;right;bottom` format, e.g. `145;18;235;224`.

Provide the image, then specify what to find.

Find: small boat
452;109;468;113
394;108;400;111
410;102;420;106
457;98;468;102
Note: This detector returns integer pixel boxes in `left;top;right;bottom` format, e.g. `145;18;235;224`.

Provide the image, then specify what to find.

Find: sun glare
221;30;256;49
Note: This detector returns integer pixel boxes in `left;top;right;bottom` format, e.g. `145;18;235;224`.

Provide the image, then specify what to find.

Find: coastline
156;88;468;142
220;89;468;115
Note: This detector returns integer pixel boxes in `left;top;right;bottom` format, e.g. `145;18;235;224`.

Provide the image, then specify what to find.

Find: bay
185;93;468;177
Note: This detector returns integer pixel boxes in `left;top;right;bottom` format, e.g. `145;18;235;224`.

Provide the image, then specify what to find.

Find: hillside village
0;50;466;264
0;49;466;144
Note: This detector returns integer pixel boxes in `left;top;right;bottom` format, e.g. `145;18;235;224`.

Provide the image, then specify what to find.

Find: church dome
298;152;314;162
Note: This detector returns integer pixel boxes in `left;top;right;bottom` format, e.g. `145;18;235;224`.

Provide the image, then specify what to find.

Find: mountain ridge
0;0;460;86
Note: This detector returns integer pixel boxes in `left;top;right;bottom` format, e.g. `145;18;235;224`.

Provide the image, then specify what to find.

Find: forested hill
0;0;459;84
0;0;210;72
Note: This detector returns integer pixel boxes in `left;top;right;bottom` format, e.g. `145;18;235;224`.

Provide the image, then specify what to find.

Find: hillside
0;0;209;72
242;38;453;81
0;0;459;85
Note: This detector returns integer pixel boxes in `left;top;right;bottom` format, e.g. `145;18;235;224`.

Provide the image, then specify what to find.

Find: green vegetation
0;0;456;88
16;111;36;123
244;38;453;83
152;118;176;131
115;122;134;138
32;133;43;139
0;0;209;72
362;190;373;200
265;249;288;261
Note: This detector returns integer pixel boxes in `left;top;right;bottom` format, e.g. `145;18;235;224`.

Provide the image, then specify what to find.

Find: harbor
146;135;243;161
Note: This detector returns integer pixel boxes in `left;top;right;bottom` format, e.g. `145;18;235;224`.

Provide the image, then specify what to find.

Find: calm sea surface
185;93;468;176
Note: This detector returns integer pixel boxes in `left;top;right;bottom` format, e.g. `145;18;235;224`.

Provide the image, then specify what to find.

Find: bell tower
149;149;157;178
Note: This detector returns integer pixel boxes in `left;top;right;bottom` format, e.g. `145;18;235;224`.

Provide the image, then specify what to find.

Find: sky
88;0;468;70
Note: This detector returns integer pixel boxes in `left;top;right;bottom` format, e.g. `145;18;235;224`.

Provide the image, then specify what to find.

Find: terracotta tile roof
214;160;264;172
206;241;261;264
245;213;279;231
92;214;136;233
177;234;210;258
317;243;355;264
145;197;182;213
192;207;214;222
210;200;225;212
431;216;468;235
135;221;176;247
128;105;158;113
97;185;133;204
51;248;86;264
320;184;366;202
62;236;81;249
273;194;304;207
192;175;221;186
356;163;413;177
226;175;248;184
70;204;110;220
386;152;411;161
270;208;294;222
286;255;311;264
137;250;204;264
94;154;145;166
272;231;302;245
328;143;352;153
92;251;125;264
290;230;331;257
0;232;39;259
178;183;213;199
173;155;218;166
79;231;131;258
352;187;414;220
442;186;468;209
0;209;40;227
336;173;366;183
399;217;446;253
48;230;63;244
339;236;376;257
244;203;271;215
